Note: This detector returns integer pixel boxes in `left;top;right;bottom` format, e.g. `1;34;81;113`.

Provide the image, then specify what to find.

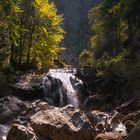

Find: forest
0;0;64;70
80;0;140;96
0;0;140;140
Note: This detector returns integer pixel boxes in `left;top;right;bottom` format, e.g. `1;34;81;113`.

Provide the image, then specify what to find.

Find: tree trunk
26;23;35;64
127;17;135;62
18;17;23;65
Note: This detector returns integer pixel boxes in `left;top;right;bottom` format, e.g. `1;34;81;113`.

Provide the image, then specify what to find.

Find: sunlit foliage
0;0;64;69
80;0;140;67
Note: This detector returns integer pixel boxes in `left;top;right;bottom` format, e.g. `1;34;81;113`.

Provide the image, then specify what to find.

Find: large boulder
10;71;68;107
85;95;107;111
125;119;140;140
7;124;38;140
43;75;68;107
116;97;140;114
9;72;44;100
0;96;27;123
0;96;27;140
88;110;126;135
7;104;94;140
95;132;123;140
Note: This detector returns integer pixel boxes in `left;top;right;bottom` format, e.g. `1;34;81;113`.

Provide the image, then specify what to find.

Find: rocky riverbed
0;69;140;140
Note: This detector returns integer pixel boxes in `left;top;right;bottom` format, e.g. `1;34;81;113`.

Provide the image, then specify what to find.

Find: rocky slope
1;69;140;140
7;104;94;140
5;96;140;140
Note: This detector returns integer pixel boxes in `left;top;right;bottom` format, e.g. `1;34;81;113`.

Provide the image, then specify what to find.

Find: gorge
51;0;98;66
0;0;140;139
1;68;140;140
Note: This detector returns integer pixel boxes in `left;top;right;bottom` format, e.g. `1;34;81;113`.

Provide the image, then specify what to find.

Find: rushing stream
43;68;83;108
0;69;83;140
0;125;10;140
0;68;128;140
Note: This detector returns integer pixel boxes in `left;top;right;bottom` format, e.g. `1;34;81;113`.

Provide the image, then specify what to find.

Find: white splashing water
48;69;82;108
0;124;10;140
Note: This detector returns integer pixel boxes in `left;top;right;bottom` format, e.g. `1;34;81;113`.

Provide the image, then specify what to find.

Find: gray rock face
95;132;123;140
9;72;44;100
7;104;94;140
125;120;140;140
0;96;27;140
0;96;27;124
43;75;68;107
7;124;38;140
51;0;98;65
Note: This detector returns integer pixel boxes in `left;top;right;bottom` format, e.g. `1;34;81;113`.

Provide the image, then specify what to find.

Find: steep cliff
52;0;98;66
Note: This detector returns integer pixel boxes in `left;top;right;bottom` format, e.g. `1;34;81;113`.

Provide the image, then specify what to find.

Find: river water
0;68;127;140
45;68;83;108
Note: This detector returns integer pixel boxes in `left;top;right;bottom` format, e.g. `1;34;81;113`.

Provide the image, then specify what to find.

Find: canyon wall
52;0;98;66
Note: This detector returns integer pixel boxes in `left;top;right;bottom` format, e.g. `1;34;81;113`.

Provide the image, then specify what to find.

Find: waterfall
0;125;10;140
43;69;83;108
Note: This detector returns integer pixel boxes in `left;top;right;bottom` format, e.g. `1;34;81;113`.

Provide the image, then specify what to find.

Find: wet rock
96;123;104;133
85;95;106;110
125;120;140;140
10;82;43;100
122;113;137;124
95;132;123;140
87;110;127;136
7;105;94;140
48;69;83;108
9;71;55;100
9;71;69;107
75;68;98;98
0;96;27;123
116;97;140;114
30;105;94;140
88;110;109;133
7;124;38;140
70;75;83;90
121;112;139;133
0;96;28;140
43;75;63;96
43;75;68;107
1;100;52;140
89;110;109;132
124;120;136;133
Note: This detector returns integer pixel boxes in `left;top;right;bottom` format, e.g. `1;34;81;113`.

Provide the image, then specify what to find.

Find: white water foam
48;69;82;108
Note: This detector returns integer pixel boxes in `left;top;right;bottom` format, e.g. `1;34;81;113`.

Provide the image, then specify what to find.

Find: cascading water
0;125;10;140
43;69;83;108
0;69;83;140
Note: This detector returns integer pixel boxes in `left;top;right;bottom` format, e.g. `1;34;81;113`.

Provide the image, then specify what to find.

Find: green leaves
80;0;140;68
0;0;64;69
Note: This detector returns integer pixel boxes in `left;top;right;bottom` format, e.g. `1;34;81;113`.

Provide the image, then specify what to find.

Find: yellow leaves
35;0;50;15
2;0;64;69
12;5;23;13
109;3;121;15
35;0;55;19
26;0;64;68
42;27;48;35
34;0;63;26
79;49;94;67
90;35;98;48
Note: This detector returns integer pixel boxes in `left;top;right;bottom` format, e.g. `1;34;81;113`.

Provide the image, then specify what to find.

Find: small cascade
0;124;10;140
43;68;83;108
